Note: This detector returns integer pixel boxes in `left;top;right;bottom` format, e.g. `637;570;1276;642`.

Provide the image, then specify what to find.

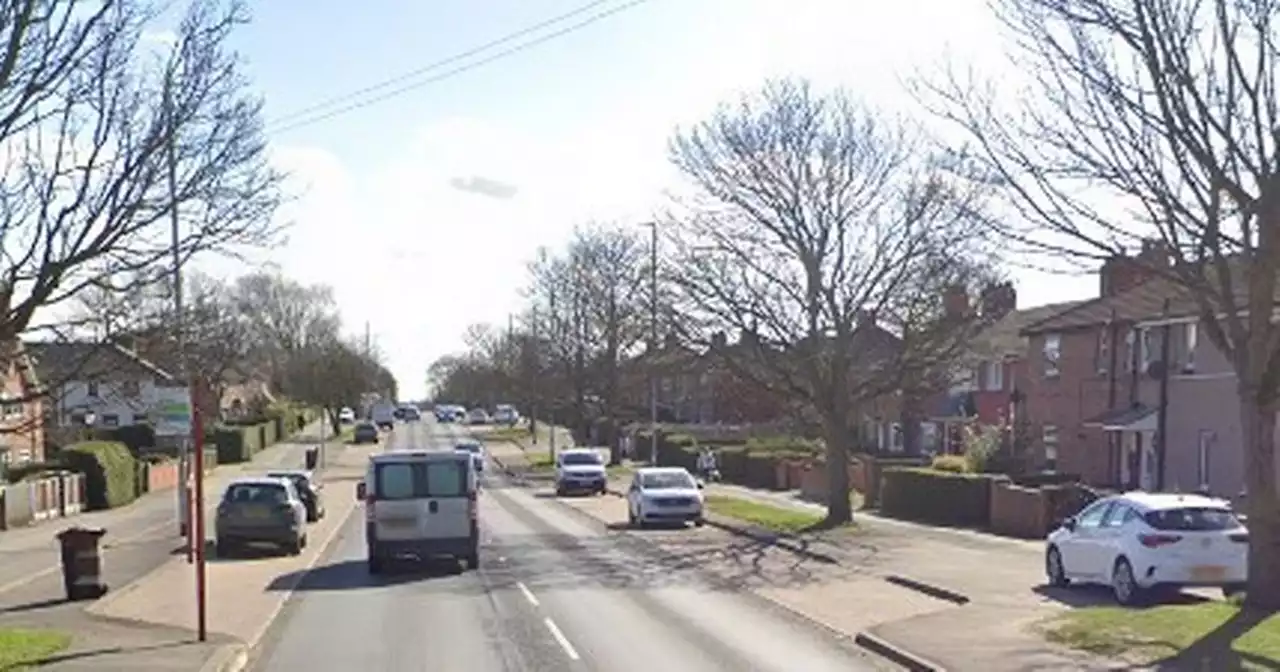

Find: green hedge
62;441;138;511
212;425;261;464
879;467;1000;527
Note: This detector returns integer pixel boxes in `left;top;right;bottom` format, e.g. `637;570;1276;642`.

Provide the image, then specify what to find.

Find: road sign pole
192;384;207;642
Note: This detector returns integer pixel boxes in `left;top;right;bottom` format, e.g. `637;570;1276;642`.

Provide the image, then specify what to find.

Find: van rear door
372;458;472;541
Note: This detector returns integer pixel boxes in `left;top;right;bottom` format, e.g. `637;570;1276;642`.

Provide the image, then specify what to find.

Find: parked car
215;477;308;557
338;407;356;424
627;467;705;528
358;450;480;574
401;405;421;422
455;441;485;474
371;403;396;430
492;404;518;425
266;469;325;522
555;448;607;496
1045;491;1247;605
353;421;379;444
466;408;489;425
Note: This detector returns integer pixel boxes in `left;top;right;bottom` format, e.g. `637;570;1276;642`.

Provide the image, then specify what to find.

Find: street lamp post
643;221;658;466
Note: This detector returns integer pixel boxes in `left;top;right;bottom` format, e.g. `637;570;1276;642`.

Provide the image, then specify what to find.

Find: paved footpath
0;421;344;671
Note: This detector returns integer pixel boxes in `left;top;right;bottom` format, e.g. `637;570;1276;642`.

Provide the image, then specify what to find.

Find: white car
1045;491;1248;605
626;467;705;528
555;448;608;496
338;407;355;424
493;405;519;425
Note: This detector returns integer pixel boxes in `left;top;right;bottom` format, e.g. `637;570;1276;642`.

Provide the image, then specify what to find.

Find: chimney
980;282;1017;320
1100;238;1171;296
943;284;969;319
710;332;727;349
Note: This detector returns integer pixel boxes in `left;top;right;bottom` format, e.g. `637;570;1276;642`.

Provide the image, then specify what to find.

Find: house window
1095;328;1110;374
1197;430;1214;491
1139;328;1163;374
86;381;100;398
101;414;120;428
121;379;140;397
890;423;904;452
1042;424;1059;471
1042;334;1061;377
2;400;21;418
1182;322;1198;373
988;361;1004;391
1124;329;1137;372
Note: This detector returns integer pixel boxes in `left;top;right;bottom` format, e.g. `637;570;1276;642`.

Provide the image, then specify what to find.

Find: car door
1059;499;1114;578
421;458;472;541
1090;502;1134;575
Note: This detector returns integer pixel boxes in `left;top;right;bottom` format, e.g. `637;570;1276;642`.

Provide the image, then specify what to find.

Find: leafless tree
0;0;284;347
231;271;340;389
667;78;996;525
283;337;381;434
916;0;1280;607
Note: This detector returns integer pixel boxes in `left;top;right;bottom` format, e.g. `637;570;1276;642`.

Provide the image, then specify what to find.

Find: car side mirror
696;481;705;490
1060;517;1076;531
356;483;367;501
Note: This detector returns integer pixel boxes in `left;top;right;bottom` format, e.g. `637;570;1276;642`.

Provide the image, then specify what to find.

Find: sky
207;0;1098;399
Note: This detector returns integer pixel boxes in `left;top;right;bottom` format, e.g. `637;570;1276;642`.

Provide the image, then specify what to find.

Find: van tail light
1230;532;1249;544
468;491;478;521
1138;533;1182;548
364;493;376;521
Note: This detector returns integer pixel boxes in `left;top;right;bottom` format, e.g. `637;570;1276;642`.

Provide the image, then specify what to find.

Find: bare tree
0;0;283;346
283;338;379;434
667;78;996;525
916;0;1280;607
232;271;340;389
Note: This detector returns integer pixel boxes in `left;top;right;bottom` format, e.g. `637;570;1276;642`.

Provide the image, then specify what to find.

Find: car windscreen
224;483;288;505
560;452;602;466
455;444;481;453
641;472;695;490
375;460;467;499
1143;507;1241;531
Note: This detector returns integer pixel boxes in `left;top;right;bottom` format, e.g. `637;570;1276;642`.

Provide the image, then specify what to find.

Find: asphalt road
251;419;881;672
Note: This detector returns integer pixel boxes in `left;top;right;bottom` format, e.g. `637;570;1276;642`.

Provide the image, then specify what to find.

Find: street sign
152;387;193;437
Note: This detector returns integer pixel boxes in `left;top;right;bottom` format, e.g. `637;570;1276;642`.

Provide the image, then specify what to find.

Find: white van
356;451;479;574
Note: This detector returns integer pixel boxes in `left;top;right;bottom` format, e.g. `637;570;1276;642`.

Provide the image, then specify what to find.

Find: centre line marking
545;618;580;660
517;581;540;606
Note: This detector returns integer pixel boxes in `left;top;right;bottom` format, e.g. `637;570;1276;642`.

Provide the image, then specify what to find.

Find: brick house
0;342;44;465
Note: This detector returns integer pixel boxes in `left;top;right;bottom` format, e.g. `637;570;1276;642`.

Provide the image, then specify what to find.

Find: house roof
24;341;177;388
1019;277;1195;335
972;300;1085;358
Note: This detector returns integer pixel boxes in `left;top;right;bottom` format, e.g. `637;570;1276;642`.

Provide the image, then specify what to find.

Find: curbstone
199;642;248;672
883;575;971;605
853;631;945;672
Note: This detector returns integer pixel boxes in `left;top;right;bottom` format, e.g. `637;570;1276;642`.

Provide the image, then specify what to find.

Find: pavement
249;419;887;672
0;420;338;670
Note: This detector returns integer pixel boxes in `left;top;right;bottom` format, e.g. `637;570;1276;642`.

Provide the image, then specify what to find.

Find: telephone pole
163;67;192;553
644;221;658;465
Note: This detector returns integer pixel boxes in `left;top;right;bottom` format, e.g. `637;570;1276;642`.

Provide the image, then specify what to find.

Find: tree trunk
822;416;854;525
326;407;341;437
1240;391;1280;609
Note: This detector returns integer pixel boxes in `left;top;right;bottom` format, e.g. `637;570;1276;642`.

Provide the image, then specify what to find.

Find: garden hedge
61;440;139;511
879;466;1000;527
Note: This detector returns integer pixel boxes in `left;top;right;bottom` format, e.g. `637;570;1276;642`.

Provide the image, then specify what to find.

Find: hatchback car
1045;492;1248;605
455;441;485;474
467;408;489;425
338;407;356;424
627;467;705;528
266;469;325;522
215;477;308;556
555;448;607;496
353;421;379;444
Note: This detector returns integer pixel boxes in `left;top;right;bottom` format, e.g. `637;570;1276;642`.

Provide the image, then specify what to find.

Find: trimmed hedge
62;441;139;511
94;424;157;454
880;467;1001;527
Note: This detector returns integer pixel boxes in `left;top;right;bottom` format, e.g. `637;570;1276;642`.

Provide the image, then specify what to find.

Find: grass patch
475;426;532;442
1043;603;1280;668
704;495;825;533
332;427;355;445
0;628;71;670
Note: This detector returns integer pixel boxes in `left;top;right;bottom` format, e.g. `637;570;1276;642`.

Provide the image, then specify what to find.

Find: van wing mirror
356;482;367;501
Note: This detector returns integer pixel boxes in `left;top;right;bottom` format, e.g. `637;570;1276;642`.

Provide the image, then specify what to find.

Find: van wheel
286;538;303;556
216;538;234;558
300;533;308;550
367;555;383;575
463;551;479;570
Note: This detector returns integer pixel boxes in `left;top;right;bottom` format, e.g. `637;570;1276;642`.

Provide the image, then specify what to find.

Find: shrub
879;466;1000;527
930;455;971;473
61;441;138;510
1011;471;1082;488
745;435;821;455
95;424;157;454
961;424;1003;473
212;426;259;464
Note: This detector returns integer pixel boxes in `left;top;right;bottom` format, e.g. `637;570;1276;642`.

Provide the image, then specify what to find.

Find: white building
26;341;179;429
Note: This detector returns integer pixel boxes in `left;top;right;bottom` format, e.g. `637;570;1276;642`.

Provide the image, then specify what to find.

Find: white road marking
517;581;540;606
545;617;580;660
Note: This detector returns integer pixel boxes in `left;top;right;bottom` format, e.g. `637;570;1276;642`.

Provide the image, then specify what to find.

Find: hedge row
61;441;138;511
211;408;318;464
640;430;821;490
880;467;997;527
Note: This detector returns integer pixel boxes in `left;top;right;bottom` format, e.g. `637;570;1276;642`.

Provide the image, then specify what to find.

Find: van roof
369;450;471;463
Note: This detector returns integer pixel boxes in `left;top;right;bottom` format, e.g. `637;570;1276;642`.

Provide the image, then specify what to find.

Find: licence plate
244;506;268;519
381;518;415;528
1191;565;1226;581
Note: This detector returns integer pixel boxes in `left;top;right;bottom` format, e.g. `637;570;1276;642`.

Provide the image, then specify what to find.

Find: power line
269;0;650;135
271;0;616;126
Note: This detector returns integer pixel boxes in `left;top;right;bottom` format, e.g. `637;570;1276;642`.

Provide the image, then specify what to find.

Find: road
251;418;882;672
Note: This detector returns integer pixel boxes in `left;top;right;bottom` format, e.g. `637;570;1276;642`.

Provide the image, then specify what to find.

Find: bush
880;467;1001;527
61;441;138;510
930;455;971;473
745;435;821;455
1011;471;1082;488
212;425;260;464
94;424;157;454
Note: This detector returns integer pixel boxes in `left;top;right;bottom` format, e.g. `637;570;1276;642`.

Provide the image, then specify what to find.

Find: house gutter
1155;299;1172;491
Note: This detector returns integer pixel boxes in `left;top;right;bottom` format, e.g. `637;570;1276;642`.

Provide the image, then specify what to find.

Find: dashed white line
544;617;580;661
517;581;540;606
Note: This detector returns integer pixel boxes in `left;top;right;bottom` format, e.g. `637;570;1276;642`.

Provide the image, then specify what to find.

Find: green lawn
0;628;70;670
475;426;532;442
1043;603;1280;669
704;495;826;533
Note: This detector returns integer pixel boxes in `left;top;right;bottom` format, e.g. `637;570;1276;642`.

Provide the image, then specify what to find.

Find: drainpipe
1155;299;1172;491
1106;309;1120;484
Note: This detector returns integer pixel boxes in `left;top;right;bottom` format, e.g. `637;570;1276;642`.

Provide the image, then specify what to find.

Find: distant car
392;407;406;420
371;403;395;430
266;470;325;523
627;467;705;528
338;407;356;424
492;405;518;425
401;406;421;422
215;477;308;557
466;408;489;425
555;448;607;496
353;421;379;444
1046;491;1248;605
455;441;485;473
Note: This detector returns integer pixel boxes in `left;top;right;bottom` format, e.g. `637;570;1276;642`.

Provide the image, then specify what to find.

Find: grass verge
1043;602;1280;668
0;628;71;670
704;494;825;533
475;426;532;442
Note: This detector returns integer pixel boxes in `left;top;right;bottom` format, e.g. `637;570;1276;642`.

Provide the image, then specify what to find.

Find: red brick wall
989;480;1052;538
147;462;180;492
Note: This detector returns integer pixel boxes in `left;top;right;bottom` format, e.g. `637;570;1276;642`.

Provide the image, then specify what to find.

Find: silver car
627;467;706;528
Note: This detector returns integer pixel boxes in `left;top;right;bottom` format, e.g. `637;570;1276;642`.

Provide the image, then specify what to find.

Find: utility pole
646;221;659;465
529;305;539;445
548;287;557;460
163;67;192;557
364;321;372;357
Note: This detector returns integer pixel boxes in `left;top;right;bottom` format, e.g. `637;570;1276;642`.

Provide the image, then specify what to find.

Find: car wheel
693;516;705;527
1111;557;1144;606
463;550;479;570
215;538;234;558
1223;583;1246;600
556;486;566;497
1046;546;1070;587
286;537;303;556
367;555;383;575
628;503;638;527
300;533;309;549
